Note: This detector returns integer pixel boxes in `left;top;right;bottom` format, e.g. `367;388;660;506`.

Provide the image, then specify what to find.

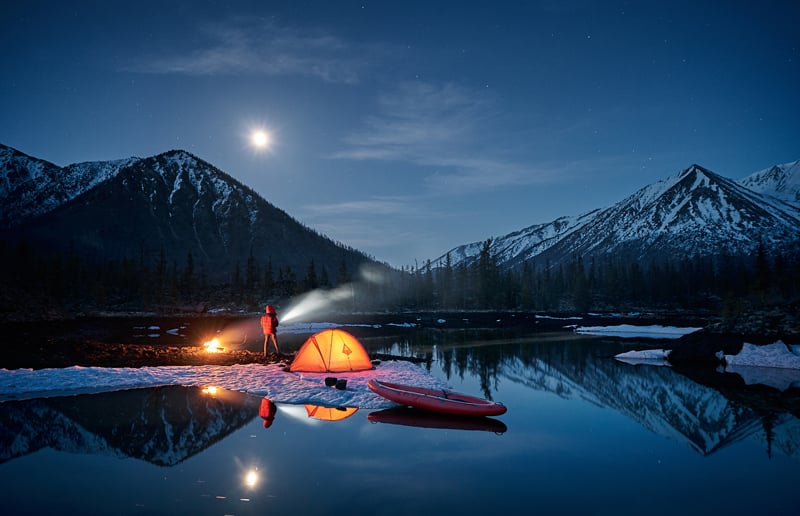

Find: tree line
0;240;354;313
1;237;797;317
403;239;800;316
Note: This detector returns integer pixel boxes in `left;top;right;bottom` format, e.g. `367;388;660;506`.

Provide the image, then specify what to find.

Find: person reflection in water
260;304;280;357
260;398;277;428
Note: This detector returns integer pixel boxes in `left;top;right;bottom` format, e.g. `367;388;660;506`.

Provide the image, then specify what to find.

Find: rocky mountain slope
1;144;374;281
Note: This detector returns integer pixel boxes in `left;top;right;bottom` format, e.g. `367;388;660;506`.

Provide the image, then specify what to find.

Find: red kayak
367;379;507;417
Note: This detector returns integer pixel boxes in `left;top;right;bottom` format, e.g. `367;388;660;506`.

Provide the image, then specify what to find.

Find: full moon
251;129;271;149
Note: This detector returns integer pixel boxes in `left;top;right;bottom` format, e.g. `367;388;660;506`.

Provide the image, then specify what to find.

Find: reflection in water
244;469;259;488
304;404;359;421
0;385;261;466
1;326;797;515
2;329;798;471
371;329;800;460
260;397;277;428
368;406;507;433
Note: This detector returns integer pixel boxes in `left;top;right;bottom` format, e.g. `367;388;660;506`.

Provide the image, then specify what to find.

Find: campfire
202;338;224;353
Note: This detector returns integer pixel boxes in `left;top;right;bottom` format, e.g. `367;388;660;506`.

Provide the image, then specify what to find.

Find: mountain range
438;160;800;270
0;143;374;282
2;142;798;278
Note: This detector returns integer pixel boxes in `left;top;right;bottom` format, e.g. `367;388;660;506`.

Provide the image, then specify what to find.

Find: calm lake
1;326;798;516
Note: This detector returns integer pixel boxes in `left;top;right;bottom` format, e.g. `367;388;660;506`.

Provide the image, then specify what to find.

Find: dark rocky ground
0;308;796;370
668;304;800;364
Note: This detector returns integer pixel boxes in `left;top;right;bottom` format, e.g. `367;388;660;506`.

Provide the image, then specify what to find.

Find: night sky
2;1;798;267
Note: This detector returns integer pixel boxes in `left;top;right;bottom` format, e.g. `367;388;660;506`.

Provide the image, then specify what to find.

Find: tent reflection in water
305;405;358;422
289;328;373;373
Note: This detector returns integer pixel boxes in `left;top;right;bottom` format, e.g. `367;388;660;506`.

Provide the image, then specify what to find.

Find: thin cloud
335;82;486;159
127;18;366;84
301;198;411;216
332;81;553;192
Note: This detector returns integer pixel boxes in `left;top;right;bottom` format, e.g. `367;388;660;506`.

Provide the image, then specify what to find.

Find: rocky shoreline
667;305;800;364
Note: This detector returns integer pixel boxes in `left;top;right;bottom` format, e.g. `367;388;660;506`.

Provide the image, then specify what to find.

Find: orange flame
203;338;224;353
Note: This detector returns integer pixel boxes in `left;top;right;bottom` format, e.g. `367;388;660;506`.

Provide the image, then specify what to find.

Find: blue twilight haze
1;1;798;267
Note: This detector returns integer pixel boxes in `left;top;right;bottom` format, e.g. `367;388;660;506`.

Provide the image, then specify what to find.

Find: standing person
260;305;280;356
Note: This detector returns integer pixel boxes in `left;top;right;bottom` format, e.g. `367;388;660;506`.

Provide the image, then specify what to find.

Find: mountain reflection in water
372;329;800;460
1;330;798;468
0;385;261;466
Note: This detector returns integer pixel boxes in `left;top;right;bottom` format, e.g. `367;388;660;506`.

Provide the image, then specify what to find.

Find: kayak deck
368;379;507;417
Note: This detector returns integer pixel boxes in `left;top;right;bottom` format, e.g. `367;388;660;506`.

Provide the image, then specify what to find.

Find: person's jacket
261;313;278;335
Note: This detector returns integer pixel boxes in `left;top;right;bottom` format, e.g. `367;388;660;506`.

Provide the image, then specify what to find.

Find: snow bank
575;324;702;339
724;341;800;390
725;341;800;369
615;341;800;390
0;360;446;408
614;349;672;366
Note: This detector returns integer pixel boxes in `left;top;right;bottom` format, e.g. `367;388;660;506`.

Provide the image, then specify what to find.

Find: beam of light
280;263;389;323
277;404;323;425
280;284;354;323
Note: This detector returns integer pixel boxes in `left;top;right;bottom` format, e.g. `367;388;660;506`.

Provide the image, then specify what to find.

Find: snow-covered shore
574;324;702;339
0;360;447;406
602;325;800;390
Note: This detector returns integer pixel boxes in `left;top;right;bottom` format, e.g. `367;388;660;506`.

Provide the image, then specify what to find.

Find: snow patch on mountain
0;145;139;226
738;159;800;206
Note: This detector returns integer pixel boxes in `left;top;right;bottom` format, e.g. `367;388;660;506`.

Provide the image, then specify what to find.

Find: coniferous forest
2;237;798;321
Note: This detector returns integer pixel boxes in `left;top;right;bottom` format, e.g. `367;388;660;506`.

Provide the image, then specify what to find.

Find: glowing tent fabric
289;329;373;373
305;404;359;421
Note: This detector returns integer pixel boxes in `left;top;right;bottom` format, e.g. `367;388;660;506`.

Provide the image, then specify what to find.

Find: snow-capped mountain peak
0;143;373;281
0;144;139;227
738;159;800;205
438;160;800;270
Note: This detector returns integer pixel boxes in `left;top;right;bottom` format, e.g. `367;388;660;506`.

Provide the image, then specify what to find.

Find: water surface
1;328;798;515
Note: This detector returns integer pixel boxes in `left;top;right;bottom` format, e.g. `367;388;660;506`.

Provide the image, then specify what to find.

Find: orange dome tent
289;328;373;373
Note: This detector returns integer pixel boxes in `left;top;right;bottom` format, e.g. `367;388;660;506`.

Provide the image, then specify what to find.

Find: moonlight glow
245;469;259;488
250;129;271;150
